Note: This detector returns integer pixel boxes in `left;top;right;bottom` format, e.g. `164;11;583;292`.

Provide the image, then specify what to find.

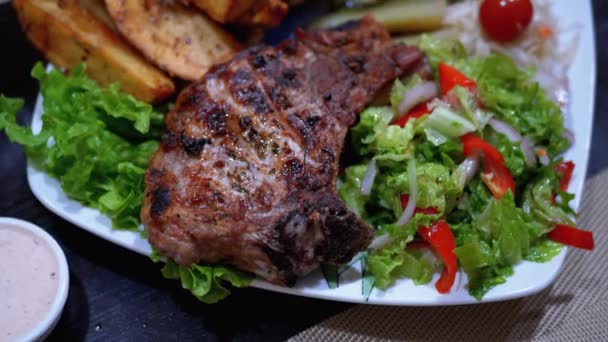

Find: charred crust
252;54;267;69
305;115;321;128
282;158;303;180
287;114;315;147
239;116;252;130
207;109;228;134
150;187;171;218
230;69;272;115
161;130;179;149
269;87;291;110
180;131;211;156
263;246;297;286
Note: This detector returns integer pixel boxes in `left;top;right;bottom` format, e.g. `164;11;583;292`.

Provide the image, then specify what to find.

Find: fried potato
235;0;289;28
189;0;257;23
76;0;118;32
12;0;175;103
105;0;242;81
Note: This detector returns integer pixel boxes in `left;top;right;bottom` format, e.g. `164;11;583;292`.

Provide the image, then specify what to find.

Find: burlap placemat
289;169;608;342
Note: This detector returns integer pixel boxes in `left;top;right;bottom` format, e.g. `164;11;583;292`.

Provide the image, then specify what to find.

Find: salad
336;35;592;300
0;0;595;303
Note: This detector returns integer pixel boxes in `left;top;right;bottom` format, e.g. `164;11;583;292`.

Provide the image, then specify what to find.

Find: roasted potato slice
189;0;256;23
76;0;118;32
235;0;289;28
105;0;242;81
12;0;175;103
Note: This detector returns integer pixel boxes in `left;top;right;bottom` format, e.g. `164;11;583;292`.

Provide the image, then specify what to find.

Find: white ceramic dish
26;0;596;306
0;217;69;341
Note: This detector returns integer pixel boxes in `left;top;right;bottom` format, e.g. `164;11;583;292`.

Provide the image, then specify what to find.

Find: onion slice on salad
396;159;418;226
397;81;437;118
360;159;377;196
368;234;392;250
487;118;536;167
458;153;480;185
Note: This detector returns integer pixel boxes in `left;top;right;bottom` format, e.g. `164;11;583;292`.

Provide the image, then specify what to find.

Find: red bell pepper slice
460;134;515;199
480;159;516;199
547;224;594;251
418;220;458;293
399;195;455;293
438;63;477;95
460;133;504;163
393;101;431;127
555;161;575;192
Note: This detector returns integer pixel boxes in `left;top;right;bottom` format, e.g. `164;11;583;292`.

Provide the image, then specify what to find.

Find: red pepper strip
393;101;432;127
547;224;595;251
460;133;515;199
438;63;477;95
418;220;458;293
555;161;575;192
461;133;504;163
481;159;516;199
400;195;456;293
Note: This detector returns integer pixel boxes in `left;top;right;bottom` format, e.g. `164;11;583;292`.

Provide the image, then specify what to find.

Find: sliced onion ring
459;153;480;185
488;118;536;167
396;159;418;226
396;81;437;118
360;159;377;196
369;234;393;250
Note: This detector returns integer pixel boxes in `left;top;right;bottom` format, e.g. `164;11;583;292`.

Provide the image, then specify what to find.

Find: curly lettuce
0;63;160;231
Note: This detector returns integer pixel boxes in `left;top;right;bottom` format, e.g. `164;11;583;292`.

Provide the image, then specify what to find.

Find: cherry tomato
479;0;534;43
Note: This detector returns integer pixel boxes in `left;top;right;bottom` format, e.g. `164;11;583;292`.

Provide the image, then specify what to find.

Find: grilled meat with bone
142;16;426;285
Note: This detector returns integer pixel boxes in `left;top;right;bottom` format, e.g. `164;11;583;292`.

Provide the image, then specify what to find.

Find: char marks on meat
141;16;426;285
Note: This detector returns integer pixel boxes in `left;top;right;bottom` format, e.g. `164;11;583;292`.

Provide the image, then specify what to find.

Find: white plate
26;1;596;306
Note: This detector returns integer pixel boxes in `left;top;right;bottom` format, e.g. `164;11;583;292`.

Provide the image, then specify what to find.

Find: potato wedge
235;0;289;28
105;0;242;81
189;0;256;23
12;0;175;103
76;0;118;32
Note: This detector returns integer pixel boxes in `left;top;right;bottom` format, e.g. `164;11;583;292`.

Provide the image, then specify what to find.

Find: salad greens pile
0;63;252;304
338;36;577;299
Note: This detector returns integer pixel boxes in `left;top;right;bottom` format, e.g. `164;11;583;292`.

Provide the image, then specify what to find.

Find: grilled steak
142;16;426;285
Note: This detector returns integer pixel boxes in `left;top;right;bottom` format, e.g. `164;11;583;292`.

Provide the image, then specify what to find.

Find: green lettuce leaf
368;244;433;289
451;191;553;298
522;168;576;227
424;105;476;145
0;63;161;231
525;238;563;262
350;106;415;161
390;74;423;111
366;215;434;290
338;164;369;218
160;259;253;304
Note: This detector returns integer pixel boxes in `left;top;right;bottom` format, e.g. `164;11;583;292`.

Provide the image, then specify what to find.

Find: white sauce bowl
0;217;69;342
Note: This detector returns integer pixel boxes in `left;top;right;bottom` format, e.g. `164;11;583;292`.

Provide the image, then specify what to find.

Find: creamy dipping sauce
0;224;59;341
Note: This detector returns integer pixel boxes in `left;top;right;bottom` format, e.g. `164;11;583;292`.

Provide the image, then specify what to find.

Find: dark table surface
1;2;607;341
